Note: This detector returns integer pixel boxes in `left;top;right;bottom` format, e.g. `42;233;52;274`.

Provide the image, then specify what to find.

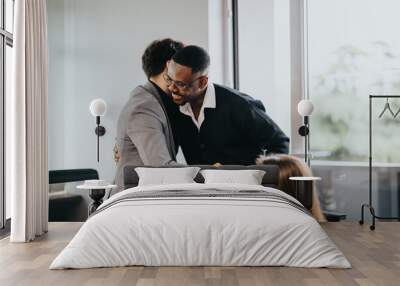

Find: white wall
47;0;216;181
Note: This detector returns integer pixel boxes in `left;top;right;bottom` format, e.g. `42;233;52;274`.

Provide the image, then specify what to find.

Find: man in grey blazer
114;39;184;188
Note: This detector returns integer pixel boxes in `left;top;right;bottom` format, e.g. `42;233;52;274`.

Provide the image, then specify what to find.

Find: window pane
6;0;14;33
308;0;400;163
308;0;400;220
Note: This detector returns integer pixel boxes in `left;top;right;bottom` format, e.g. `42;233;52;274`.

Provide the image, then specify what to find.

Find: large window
1;0;14;230
306;0;400;220
308;0;400;163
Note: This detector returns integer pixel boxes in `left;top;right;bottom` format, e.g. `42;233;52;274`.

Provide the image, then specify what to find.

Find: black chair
49;169;99;222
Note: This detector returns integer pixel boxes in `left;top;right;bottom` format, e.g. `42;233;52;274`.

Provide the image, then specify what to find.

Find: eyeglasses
163;73;203;90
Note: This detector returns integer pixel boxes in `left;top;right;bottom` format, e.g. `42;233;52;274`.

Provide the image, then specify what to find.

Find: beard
171;93;187;105
171;90;202;106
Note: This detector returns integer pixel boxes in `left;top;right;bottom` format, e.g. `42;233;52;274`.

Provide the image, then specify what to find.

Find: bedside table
77;184;117;216
289;176;321;210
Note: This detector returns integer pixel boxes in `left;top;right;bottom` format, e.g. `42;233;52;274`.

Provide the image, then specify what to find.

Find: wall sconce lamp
297;99;314;167
89;99;107;162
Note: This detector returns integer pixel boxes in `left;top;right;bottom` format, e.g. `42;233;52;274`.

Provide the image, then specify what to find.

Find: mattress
50;183;351;269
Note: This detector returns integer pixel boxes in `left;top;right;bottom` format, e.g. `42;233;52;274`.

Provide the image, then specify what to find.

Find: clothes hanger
378;98;395;118
394;106;400;118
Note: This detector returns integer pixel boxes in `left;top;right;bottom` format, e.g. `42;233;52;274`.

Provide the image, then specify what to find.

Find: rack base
359;203;400;231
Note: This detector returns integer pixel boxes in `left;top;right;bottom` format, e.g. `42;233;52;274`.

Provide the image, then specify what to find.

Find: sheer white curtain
9;0;49;242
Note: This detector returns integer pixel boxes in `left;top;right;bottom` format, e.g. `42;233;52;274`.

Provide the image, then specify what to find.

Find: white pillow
135;167;201;186
200;169;266;185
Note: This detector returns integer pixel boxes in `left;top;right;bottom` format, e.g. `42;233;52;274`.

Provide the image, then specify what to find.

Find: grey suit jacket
114;81;177;188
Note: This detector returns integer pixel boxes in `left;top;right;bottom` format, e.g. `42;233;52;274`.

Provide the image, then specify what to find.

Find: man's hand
113;144;120;163
213;162;222;168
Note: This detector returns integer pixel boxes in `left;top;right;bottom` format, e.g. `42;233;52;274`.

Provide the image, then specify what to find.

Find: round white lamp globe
89;99;107;117
297;99;314;116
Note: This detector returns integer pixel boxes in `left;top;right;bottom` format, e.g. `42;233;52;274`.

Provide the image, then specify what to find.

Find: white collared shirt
179;83;216;130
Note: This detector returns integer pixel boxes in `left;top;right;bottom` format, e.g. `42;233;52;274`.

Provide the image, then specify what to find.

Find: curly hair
141;38;184;79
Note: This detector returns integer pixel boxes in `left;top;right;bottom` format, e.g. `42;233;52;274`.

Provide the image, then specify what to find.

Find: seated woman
256;154;326;222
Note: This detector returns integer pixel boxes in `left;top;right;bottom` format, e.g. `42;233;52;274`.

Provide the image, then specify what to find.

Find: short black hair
172;45;210;74
142;38;184;78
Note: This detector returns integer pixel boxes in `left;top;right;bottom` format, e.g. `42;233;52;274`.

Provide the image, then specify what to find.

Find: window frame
231;0;239;90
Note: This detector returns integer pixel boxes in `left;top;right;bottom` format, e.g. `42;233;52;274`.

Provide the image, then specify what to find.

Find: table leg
296;181;313;210
88;189;106;216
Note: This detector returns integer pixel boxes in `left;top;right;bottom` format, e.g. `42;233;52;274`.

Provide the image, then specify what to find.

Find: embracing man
114;39;183;187
165;45;289;165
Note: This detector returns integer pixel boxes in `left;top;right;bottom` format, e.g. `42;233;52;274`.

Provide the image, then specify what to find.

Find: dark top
151;82;180;151
175;84;290;165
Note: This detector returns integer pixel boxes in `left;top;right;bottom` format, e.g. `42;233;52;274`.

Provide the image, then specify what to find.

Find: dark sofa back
123;165;280;190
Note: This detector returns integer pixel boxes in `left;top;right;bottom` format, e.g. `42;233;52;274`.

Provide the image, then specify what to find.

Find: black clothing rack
360;95;400;230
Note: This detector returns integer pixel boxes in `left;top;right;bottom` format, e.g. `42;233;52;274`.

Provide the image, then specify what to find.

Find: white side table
289;177;321;209
77;184;117;215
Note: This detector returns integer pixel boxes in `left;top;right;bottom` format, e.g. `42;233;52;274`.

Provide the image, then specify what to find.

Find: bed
50;165;350;269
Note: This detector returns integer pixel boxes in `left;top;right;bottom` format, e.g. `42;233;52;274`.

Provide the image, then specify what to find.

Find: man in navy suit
164;45;289;165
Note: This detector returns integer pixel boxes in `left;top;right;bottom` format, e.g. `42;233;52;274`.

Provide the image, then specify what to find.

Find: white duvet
50;183;351;269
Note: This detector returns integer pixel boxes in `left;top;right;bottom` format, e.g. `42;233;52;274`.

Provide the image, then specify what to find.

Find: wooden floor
0;222;399;286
